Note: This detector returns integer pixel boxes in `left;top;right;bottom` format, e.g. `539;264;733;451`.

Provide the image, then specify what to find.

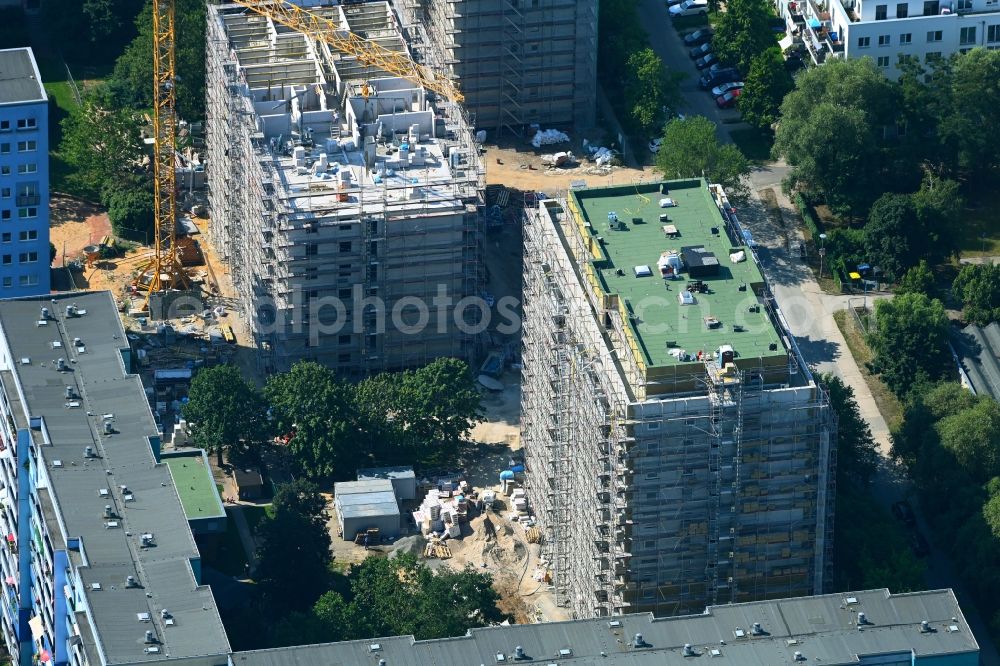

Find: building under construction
206;1;485;374
391;0;598;134
521;180;837;619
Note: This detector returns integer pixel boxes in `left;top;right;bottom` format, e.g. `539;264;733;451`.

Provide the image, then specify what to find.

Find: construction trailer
206;2;486;375
334;479;402;540
390;0;598;135
521;180;837;619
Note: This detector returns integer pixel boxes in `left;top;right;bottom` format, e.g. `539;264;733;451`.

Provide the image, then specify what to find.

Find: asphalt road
636;0;745;140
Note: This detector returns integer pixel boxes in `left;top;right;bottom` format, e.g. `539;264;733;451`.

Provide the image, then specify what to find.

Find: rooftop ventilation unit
514;646;525;659
633;633;646;648
103;505;113;519
793;651;805;661
84;446;95;458
751;622;764;635
140;533;155;547
683;644;696;657
858;612;867;625
126;575;139;588
920;620;932;633
56;358;67;372
40;307;48;320
144;630;156;644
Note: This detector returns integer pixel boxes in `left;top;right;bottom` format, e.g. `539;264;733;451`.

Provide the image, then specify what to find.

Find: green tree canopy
60;99;144;201
953;263;1000;325
819;374;878;487
712;0;776;72
104;175;155;243
624;48;682;133
738;47;794;130
656;116;751;198
862;193;919;281
182;364;269;467
254;479;332;613
41;0;140;64
264;361;359;478
868;292;952;397
936;398;1000;482
939;49;1000;181
896;260;937;298
773;59;903;216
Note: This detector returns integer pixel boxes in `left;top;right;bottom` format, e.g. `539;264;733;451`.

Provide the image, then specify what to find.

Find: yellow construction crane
137;0;188;312
231;0;463;103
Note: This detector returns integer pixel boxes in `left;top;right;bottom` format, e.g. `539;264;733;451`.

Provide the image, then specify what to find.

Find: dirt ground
484;143;657;195
50;194;112;266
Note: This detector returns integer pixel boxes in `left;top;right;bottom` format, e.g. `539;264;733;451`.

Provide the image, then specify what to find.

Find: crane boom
231;0;464;103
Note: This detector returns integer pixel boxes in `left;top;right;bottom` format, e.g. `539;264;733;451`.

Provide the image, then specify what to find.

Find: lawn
955;206;1000;258
833;309;904;429
730;127;774;163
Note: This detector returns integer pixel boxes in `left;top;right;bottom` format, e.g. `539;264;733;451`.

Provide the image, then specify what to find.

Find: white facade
782;0;1000;76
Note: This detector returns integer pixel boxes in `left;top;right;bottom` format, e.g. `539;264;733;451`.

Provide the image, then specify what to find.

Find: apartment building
232;588;979;664
206;2;485;375
0;292;229;666
782;0;1000;75
521;180;836;618
0;48;50;297
391;0;598;134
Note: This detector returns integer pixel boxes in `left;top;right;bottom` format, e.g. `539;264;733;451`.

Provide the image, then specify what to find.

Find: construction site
205;1;486;374
520;179;837;619
390;0;598;135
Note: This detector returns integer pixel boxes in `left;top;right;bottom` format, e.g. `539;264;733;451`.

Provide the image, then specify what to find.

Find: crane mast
231;0;464;102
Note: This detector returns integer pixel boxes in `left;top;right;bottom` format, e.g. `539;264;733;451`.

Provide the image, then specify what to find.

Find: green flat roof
571;180;784;369
165;451;226;520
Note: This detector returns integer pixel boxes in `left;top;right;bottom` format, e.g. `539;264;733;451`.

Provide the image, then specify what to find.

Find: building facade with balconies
782;0;1000;75
0;48;50;298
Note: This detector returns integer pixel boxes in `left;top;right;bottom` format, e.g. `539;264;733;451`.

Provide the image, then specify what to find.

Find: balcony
16;195;39;207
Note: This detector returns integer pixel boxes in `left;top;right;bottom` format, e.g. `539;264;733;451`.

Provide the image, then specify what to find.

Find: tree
109;0;207;120
712;0;775;73
896;260;937;298
953;263;1000;326
738;47;793;130
182;365;269;467
863;193;918;282
773;59;904;216
264;361;359;478
624;48;682;133
824;227;865;271
936;398;1000;482
656;116;751;198
59;99;143;200
254;479;332;612
105;176;155;243
819;374;878;487
938;48;1000;181
868;293;952;397
912;175;962;262
41;0;140;64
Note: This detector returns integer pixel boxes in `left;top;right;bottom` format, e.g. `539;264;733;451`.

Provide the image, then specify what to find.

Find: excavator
137;0;462;312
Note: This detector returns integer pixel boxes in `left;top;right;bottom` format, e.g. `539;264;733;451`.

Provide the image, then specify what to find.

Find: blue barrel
511;464;525;474
499;470;515;481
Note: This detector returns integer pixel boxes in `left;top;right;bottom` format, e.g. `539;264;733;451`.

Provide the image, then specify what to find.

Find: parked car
711;80;744;97
670;0;709;17
668;0;687;6
695;52;719;69
910;530;930;558
891;500;917;527
699;66;740;89
683;27;714;46
648;137;663;154
716;88;742;108
689;42;712;59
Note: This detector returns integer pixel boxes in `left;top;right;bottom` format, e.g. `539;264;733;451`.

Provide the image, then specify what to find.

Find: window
896;2;908;16
858;36;871;47
957;0;972;8
1;210;9;221
304;243;318;256
988;24;1000;41
339;241;351;253
1;234;10;243
17;164;36;174
338;334;351;345
15;118;35;130
19;275;37;287
18;230;36;241
338;287;351;299
878;34;891;45
900;32;912;43
337;352;351;363
923;0;939;14
16;140;35;152
876;3;887;18
2;255;10;265
0;143;9;154
18;252;37;263
960;26;977;43
927;30;943;41
17;208;36;219
877;55;891;66
0;120;8;132
0;167;9;176
926;51;942;61
1;278;9;288
0;188;8;199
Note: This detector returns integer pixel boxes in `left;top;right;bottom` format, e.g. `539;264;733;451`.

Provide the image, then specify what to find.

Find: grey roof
334;480;399;519
952;322;1000;400
0;48;46;105
231;589;978;666
356;466;416;481
0;292;230;663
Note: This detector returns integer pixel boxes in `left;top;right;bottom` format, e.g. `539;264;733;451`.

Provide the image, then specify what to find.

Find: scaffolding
206;2;485;374
522;190;837;619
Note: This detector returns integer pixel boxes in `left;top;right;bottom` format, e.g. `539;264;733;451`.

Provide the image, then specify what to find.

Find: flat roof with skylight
567;180;786;375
